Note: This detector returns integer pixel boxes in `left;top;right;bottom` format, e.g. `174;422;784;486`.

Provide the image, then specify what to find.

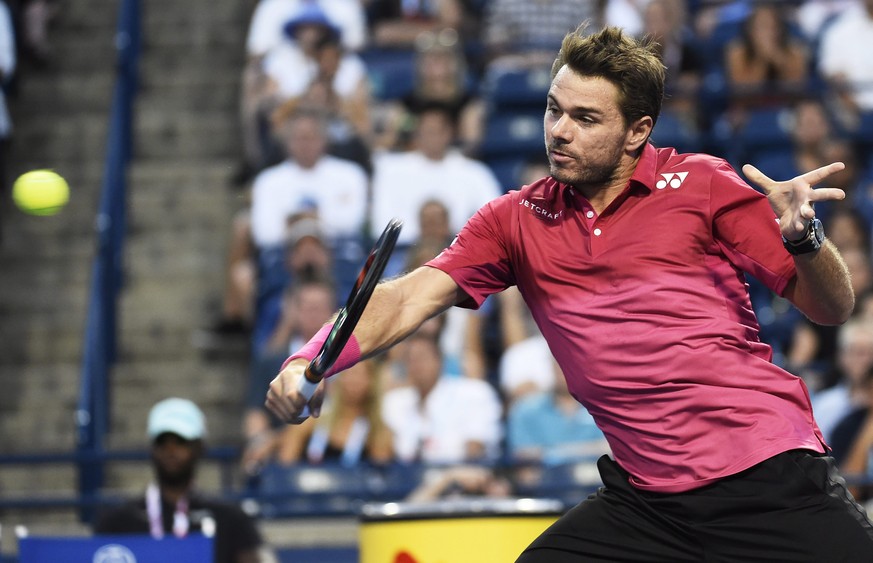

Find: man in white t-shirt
818;0;873;117
381;331;503;464
370;106;503;249
249;108;368;249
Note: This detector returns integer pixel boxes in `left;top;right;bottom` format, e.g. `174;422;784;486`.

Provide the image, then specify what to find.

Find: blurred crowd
209;0;873;503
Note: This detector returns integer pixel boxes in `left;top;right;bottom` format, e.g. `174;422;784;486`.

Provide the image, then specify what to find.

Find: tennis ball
12;169;70;216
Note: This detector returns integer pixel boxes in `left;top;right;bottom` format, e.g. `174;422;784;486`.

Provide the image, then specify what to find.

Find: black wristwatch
782;218;824;255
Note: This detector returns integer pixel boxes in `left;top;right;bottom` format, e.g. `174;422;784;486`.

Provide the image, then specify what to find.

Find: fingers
741;163;772;190
265;378;295;422
808;187;846;203
265;368;325;424
799;161;845;187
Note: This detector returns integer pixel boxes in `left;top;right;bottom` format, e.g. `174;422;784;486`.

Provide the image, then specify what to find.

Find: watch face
812;218;824;242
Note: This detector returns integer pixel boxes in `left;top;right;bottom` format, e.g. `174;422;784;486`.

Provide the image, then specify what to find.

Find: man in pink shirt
267;25;873;560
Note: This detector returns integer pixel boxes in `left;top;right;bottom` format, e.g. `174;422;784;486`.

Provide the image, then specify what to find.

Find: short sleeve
709;162;796;296
427;196;515;308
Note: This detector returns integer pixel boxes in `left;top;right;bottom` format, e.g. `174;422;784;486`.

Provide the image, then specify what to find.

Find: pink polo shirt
427;144;827;493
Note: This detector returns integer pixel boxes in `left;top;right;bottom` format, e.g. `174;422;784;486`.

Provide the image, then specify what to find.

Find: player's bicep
397;265;465;313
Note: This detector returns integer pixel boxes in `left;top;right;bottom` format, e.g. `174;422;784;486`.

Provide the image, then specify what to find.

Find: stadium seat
359;48;417;101
650;109;702;154
255;463;373;517
486;156;526;193
513;459;602;507
253;462;423;518
734;107;794;162
480;111;545;160
481;68;551;112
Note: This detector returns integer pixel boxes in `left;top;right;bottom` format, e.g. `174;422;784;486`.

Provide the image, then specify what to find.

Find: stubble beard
547;142;625;190
550;158;621;191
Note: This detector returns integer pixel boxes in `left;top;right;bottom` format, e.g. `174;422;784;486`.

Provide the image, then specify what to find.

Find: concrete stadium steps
0;0;250;535
133;111;242;160
0;362;81;452
12;71;115;116
137;71;241;114
102;0;250;456
106;359;249;450
12;114;110;165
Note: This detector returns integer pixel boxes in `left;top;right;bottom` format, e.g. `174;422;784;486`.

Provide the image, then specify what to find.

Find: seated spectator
250;107;368;250
749;98;854;219
481;0;600;72
243;274;337;474
640;0;703;116
0;0;13;201
829;366;873;501
372;29;484;155
498;297;553;405
797;0;854;41
266;33;373;174
242;3;367;174
507;358;610;466
406;465;514;502
233;107;365;354
262;12;369;129
13;0;57;65
95;399;264;563
812;319;873;441
206;208;257;339
245;0;367;58
381;330;503;464
271;359;393;466
723;3;809;121
786;230;873;392
367;0;464;50
370;105;502;270
826;206;872;254
817;0;873;130
401;202;485;378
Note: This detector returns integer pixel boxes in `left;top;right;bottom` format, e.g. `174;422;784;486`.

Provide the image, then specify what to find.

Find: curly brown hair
551;25;666;129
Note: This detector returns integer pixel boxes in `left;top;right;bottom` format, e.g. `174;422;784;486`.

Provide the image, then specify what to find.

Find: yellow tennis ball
12;169;70;216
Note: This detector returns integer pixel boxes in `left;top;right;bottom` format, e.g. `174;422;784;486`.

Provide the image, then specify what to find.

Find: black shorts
517;450;873;562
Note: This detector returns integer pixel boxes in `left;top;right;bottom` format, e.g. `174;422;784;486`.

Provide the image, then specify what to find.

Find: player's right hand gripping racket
295;218;403;415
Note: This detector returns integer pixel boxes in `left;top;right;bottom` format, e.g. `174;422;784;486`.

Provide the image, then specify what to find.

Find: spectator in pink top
267;24;872;560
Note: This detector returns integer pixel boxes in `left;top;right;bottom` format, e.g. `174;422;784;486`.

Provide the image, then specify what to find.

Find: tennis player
267;25;873;560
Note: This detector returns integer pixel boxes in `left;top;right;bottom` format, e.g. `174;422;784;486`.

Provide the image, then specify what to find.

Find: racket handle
291;368;321;421
296;372;321;401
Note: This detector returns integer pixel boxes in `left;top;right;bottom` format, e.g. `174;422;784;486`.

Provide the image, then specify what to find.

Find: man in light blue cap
95;398;263;563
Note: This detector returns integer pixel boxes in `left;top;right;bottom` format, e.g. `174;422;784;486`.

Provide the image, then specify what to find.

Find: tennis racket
295;218;403;409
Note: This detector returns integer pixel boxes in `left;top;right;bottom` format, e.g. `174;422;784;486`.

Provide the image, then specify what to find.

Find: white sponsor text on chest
520;198;563;220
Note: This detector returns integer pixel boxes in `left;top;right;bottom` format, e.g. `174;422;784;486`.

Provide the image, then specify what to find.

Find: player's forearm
354;266;460;358
786;241;854;325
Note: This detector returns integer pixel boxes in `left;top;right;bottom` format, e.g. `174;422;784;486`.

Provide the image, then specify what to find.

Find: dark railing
0;448;239;513
74;0;141;521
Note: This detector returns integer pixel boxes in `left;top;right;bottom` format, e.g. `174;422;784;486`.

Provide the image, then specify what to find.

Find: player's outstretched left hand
742;162;846;241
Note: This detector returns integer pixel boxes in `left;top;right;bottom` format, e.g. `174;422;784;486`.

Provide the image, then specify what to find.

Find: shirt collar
628;142;658;193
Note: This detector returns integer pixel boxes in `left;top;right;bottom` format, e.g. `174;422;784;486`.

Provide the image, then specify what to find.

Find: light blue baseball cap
147;398;206;441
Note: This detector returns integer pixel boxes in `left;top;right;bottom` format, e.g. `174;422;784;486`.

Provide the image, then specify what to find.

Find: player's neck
576;157;639;214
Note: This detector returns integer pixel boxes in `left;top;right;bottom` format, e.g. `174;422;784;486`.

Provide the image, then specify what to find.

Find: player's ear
626;116;653;152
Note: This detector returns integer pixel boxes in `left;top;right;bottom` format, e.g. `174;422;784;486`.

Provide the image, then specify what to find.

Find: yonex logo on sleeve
656;172;689;190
